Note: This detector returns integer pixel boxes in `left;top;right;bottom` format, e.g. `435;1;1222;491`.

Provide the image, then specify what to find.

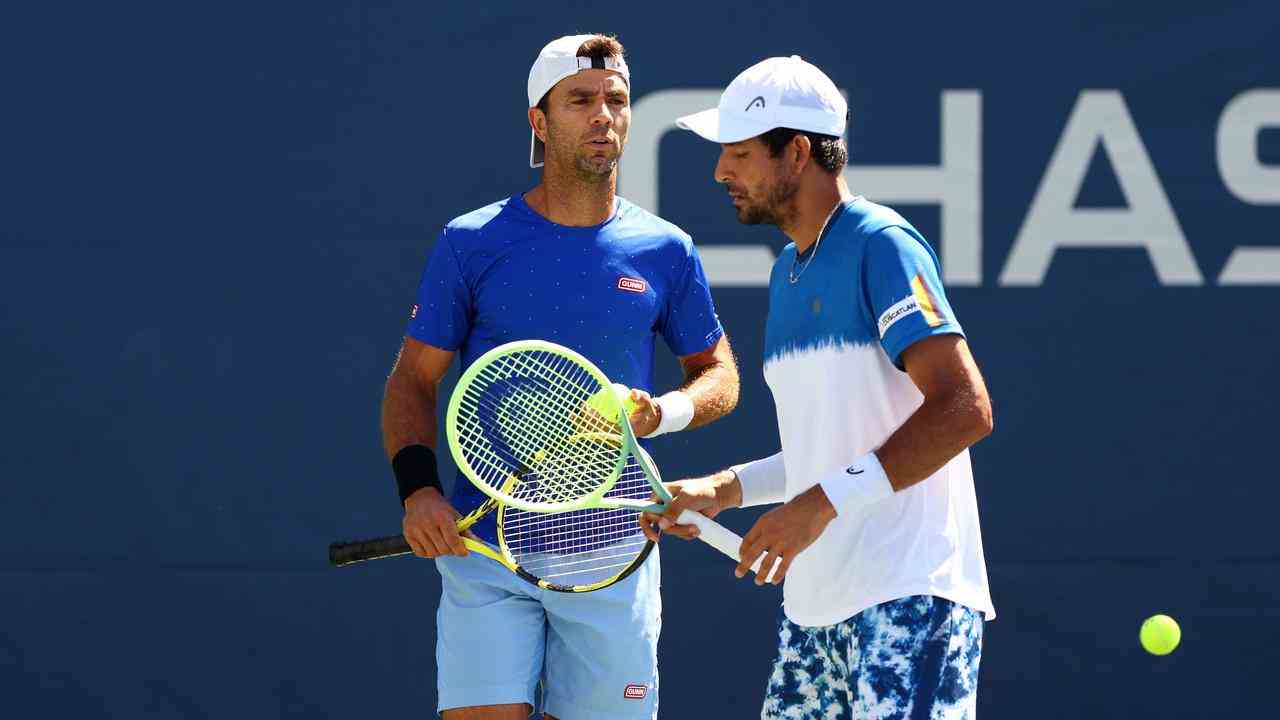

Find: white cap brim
675;107;774;144
530;130;545;168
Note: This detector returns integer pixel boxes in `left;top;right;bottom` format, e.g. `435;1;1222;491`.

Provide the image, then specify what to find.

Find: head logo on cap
676;55;846;144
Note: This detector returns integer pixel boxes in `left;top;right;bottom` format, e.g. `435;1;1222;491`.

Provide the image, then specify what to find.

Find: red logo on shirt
623;684;648;699
617;277;646;293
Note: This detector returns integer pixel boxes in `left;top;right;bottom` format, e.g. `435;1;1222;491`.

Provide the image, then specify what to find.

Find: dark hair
536;34;627;113
760;127;848;174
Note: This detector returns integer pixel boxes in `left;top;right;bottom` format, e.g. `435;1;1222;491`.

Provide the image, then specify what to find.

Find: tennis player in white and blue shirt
381;35;739;720
644;56;996;719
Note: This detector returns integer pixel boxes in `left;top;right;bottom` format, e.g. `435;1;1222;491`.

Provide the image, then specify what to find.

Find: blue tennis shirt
406;193;724;541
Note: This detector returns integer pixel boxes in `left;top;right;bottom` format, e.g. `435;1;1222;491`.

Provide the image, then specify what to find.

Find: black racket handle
329;535;412;566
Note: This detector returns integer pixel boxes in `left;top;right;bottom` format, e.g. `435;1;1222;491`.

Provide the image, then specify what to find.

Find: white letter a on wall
1001;91;1203;286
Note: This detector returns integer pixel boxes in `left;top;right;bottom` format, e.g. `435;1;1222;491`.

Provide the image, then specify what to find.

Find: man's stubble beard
574;152;618;180
545;123;624;183
738;173;799;226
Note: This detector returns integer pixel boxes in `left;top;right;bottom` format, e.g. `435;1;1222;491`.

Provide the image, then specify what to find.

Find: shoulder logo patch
877;296;921;338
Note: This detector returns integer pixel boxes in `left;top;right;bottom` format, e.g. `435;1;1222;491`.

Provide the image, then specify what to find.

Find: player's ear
529;107;548;143
790;133;811;173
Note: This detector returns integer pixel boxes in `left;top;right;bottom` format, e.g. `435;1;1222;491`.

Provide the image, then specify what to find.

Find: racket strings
462;398;614;504
455;349;626;506
500;454;651;584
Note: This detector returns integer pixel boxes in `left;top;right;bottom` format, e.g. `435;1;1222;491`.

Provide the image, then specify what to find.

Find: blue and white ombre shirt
763;198;995;627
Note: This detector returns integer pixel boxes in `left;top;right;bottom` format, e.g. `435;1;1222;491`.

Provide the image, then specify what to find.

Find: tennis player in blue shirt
380;34;739;720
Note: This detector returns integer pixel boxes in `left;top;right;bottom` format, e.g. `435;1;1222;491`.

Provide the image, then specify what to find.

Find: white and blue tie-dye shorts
761;595;983;720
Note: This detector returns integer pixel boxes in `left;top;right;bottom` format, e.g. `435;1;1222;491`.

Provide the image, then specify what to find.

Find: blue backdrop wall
3;2;1279;717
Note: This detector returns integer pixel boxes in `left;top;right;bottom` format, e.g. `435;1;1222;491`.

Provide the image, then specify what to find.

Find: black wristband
392;444;443;506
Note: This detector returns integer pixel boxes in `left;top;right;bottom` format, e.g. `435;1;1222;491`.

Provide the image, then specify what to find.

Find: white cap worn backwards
526;34;631;168
677;55;845;143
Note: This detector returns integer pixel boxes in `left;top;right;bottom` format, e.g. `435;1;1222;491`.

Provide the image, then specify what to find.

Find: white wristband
817;451;894;516
641;391;694;438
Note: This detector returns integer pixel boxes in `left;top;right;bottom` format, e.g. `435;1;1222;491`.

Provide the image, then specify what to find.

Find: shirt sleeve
863;226;964;368
732;451;787;507
658;241;725;357
405;229;472;350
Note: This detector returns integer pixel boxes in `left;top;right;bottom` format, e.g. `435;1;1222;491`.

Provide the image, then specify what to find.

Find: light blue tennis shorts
435;547;661;719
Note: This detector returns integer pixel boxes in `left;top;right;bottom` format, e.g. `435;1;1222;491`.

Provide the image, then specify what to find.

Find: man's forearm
380;369;439;459
678;356;739;429
710;468;744;509
875;386;992;491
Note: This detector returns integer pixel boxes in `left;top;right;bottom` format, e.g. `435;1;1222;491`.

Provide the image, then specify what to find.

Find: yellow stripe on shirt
910;273;944;327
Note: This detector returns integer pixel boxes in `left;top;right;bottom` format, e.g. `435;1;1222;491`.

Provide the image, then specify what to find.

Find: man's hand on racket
402;488;469;558
639;470;740;542
736;485;836;586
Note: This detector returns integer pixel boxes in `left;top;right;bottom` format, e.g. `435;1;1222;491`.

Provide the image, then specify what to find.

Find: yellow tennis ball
586;383;636;423
1140;614;1181;655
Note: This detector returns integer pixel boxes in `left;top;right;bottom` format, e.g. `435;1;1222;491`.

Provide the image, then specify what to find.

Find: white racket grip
675;510;778;582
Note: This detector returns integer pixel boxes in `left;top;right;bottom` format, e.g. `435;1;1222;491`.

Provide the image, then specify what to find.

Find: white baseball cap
677;56;846;144
526;34;631;168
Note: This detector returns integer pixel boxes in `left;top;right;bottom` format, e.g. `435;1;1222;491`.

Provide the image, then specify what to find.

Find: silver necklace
788;201;843;284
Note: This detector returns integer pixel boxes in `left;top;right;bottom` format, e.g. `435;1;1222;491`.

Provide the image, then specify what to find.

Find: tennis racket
329;446;659;592
444;339;760;574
